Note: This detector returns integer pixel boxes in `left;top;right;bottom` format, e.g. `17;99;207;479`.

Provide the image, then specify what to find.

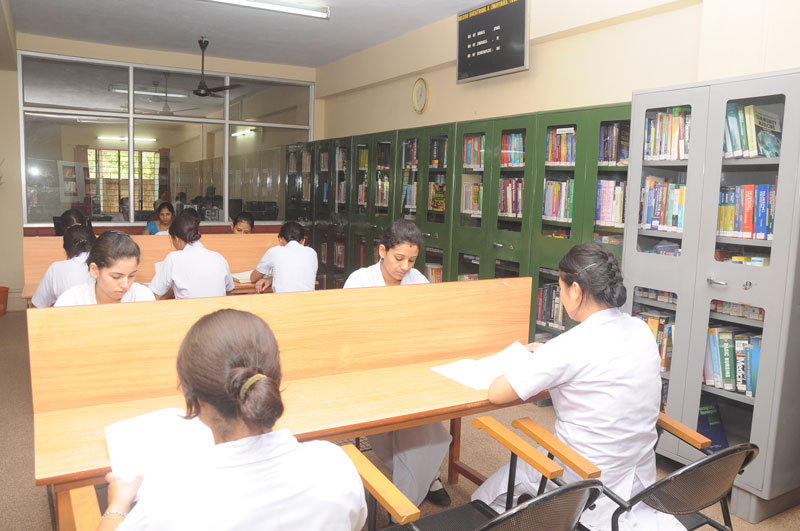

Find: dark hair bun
228;368;284;428
558;242;626;308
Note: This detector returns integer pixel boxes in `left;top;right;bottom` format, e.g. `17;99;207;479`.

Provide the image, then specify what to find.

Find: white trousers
369;422;452;506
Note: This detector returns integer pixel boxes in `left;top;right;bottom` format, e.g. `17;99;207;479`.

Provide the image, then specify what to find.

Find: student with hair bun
250;221;317;293
55;231;155;306
472;242;682;531
32;225;97;307
149;214;234;299
99;309;367;531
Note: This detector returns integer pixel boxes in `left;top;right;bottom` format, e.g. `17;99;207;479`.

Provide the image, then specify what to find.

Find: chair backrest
636;442;759;515
479;479;603;531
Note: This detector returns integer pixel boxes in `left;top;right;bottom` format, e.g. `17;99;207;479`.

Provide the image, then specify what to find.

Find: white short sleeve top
54;280;156;306
32;252;92;307
343;261;428;288
254;240;318;293
149;241;234;299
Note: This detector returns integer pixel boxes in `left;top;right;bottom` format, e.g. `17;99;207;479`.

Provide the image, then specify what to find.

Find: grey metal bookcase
622;69;800;523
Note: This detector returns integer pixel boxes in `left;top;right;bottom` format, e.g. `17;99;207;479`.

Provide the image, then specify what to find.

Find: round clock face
412;78;427;114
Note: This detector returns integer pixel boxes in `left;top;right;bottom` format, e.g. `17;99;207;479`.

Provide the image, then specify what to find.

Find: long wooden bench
21;233;279;303
28;277;533;529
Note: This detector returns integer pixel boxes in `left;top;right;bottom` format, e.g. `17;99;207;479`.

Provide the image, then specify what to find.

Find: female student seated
143;202;175;235
342;220;451;508
32;225;96;307
149;214;234;299
99;309;367;531
250;221;317;293
471;242;682;531
231;211;254;234
54;231;155;306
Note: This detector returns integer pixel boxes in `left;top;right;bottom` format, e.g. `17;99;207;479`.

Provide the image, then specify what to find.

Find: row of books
641;240;681;256
594;179;626;228
500;133;524;167
716;184;776;240
537;282;566;331
644;106;691;161
717;253;770;267
703;328;761;398
429;182;446;212
335;147;348;172
598;122;630;166
320;242;327;264
288;151;298;173
336;181;346;204
724;103;782;159
302;151;311;172
319;152;330;172
403;182;418;209
543;228;570;239
633;310;674;373
425;263;444;283
638;176;686;232
634;287;677;305
403;139;418;169
461;182;483;215
431;137;448;169
356;182;367;207
299;176;311;202
375;177;389;207
542;178;574;222
321;181;329;203
333;243;345;268
710;300;765;322
593;233;623;246
544;126;577;166
377;142;392;169
498;177;524;218
357;147;368;170
463;134;485;169
458;273;480;281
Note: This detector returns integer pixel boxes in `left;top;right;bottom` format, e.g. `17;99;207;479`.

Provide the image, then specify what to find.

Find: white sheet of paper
431;341;531;390
105;408;215;485
232;270;254;283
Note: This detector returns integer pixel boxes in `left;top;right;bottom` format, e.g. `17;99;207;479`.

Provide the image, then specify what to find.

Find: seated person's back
32;225;96;307
251;221;317;293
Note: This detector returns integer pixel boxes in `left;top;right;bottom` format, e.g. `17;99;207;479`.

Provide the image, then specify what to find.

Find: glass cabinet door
399;135;419;221
298;142;314;220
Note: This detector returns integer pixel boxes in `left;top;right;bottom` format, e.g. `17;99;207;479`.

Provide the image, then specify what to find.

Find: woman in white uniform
149;215;234;299
251;221;317;293
55;231;155;306
98;309;367;531
471;242;682;531
32;225;96;307
343;220;452;508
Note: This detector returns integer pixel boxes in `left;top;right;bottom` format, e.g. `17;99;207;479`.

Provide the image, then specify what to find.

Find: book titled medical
431;341;533;390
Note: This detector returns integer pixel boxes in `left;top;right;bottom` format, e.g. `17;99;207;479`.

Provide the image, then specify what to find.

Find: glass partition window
20;54;312;225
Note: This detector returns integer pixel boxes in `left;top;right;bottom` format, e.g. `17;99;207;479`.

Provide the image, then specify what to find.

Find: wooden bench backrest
27;277;532;414
22;234;278;287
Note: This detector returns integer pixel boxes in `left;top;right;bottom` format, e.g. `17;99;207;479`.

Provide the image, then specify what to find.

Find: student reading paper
250;221;317;293
98;309;367;531
343;220;452;509
32;225;96;307
471;242;683;531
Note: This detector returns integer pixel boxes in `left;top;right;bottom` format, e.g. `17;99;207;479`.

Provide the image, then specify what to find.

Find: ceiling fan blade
209;92;224;98
208;84;243;93
174;107;202;113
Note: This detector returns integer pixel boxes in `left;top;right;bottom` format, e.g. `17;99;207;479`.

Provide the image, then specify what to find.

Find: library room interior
2;0;800;529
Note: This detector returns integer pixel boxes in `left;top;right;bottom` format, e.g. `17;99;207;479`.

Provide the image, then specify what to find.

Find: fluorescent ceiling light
109;84;189;98
231;128;255;137
97;136;158;142
201;0;330;19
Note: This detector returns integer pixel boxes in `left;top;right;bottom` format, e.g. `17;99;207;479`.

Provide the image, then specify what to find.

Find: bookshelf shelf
542;218;572;227
633;295;677;311
708;311;764;329
721;157;779;167
544;163;576;169
535;322;566;334
598;165;629;172
701;384;756;406
642;160;688;168
715;236;772;248
594;225;624;233
637;229;683;240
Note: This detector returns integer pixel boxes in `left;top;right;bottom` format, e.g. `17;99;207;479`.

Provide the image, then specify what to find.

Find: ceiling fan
193;37;241;97
151;75;200;116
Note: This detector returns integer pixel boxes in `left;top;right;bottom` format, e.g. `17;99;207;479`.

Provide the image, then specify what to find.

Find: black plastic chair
610;442;759;531
390;479;603;531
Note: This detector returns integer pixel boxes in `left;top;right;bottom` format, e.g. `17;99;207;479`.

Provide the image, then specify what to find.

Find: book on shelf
429;182;446;212
302;177;311;202
704;327;761;398
461;182;482;215
499;177;524;217
717;183;776;240
633;309;674;373
639;176;685;232
404;182;418;209
710;300;765;321
430;137;448;168
403;139;418;169
458;273;479;281
537;282;566;331
333;243;345;268
357;147;368;170
319;152;330;171
545;126;577;166
322;181;329;202
746;335;761;398
302;151;312;172
336;146;348;172
463;134;485;169
598;122;630;166
375;176;390;207
320;242;328;264
542;178;574;222
425;263;443;283
377;142;391;169
593;233;623;245
501;132;525;166
634;287;677;305
697;402;729;451
641;240;680;256
336;181;346;204
357;182;367;206
723;103;782;159
660;379;669;413
644;107;690;161
288;151;297;173
595;179;626;228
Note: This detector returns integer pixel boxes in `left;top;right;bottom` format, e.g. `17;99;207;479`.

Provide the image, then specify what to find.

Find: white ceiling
10;0;481;68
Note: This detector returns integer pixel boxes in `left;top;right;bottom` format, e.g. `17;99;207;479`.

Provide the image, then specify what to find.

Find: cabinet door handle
369;224;378;229
706;278;728;286
492;242;504;248
422;232;432;237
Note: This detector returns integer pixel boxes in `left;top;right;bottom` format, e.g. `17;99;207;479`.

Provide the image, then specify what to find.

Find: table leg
448;417;487;486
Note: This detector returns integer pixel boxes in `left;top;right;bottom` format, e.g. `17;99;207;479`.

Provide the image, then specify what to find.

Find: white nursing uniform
149;241;234;299
118;430;367;531
472;308;683;531
32;252;92;307
343;260;451;506
54;280;155;306
255;240;318;293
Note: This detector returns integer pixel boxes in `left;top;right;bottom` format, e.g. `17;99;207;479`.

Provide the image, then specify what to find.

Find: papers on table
431;341;532;390
105;408;214;486
232;270;254;283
